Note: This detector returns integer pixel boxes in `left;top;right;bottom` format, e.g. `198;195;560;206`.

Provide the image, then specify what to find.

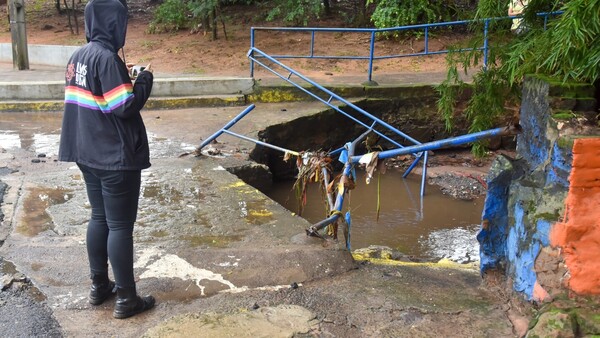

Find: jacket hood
84;0;128;51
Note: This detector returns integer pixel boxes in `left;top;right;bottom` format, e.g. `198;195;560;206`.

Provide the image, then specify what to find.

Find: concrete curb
0;77;255;100
0;95;249;112
0;79;444;112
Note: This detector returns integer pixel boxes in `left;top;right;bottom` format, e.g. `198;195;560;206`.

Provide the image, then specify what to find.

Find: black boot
113;286;155;319
89;274;116;305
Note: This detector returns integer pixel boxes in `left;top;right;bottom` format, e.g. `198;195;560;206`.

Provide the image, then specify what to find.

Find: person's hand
144;63;153;74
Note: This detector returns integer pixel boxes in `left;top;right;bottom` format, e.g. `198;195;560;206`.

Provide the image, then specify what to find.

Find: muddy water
265;171;484;263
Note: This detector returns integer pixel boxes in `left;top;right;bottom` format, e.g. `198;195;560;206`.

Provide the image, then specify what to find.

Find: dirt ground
0;0;463;78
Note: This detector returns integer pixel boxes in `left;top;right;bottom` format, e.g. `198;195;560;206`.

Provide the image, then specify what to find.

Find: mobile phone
131;65;146;78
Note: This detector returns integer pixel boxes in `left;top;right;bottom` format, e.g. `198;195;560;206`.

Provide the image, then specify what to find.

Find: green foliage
437;0;599;157
149;0;189;33
519;0;599;82
367;0;461;36
266;0;323;26
188;0;218;23
31;0;47;12
473;0;509;18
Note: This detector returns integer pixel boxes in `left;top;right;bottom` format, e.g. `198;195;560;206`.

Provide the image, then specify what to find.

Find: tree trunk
211;7;217;40
9;0;29;70
323;0;331;16
71;0;79;35
63;0;74;34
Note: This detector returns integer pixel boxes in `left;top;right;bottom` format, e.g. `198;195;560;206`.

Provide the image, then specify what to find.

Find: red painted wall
551;138;600;294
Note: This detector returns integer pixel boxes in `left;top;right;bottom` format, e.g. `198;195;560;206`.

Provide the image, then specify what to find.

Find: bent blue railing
250;11;562;84
247;47;431;193
198;104;301;157
199;60;521;248
306;124;521;248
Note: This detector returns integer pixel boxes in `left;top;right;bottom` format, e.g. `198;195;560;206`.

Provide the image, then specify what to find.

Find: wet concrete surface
0;106;517;337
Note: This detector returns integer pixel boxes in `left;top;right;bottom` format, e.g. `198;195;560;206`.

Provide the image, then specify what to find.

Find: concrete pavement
0;105;359;336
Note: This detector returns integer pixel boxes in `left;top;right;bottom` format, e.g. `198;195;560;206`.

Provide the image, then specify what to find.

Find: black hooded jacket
59;0;153;170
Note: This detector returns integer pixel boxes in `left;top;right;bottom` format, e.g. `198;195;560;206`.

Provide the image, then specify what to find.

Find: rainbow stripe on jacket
65;84;133;113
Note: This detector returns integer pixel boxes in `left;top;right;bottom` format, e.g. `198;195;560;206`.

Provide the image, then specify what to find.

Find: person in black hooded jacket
59;0;155;319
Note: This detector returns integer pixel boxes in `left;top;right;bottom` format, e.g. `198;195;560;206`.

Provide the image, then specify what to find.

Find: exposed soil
0;0;464;78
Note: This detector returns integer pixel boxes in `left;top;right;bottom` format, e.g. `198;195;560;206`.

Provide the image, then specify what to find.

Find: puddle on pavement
0;130;60;156
0;113;62;156
142;184;185;204
147;132;196;158
18;187;73;237
0;128;194;159
265;170;484;263
239;200;274;225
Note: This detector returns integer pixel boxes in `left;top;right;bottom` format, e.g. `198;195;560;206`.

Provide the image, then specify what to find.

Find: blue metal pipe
250;28;255;77
367;31;376;83
221;130;299;156
483;19;489;71
249;48;422;147
254;50;476;60
252;12;561;34
328;147;343;157
262;47;485;61
310;31;315;57
402;153;423;178
198;104;255;150
424;27;429;54
420;150;428;197
306;129;370;236
350;126;516;163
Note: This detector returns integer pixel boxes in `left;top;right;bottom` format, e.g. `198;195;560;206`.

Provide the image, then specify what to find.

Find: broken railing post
198;104;255;150
308;125;521;241
306;128;371;240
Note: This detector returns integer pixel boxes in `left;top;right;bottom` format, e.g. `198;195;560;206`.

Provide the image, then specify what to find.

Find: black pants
78;164;141;288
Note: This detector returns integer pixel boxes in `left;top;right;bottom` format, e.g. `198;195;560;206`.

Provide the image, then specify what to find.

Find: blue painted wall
478;76;578;300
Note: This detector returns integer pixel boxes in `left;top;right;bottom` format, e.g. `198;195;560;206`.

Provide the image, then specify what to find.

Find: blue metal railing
250;11;562;84
200;46;522;247
306;124;521;245
247;47;428;189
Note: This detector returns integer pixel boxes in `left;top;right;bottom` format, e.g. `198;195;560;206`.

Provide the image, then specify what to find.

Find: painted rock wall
550;139;600;294
478;75;599;300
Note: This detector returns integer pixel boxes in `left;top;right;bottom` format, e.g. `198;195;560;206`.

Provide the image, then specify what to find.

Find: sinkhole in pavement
264;170;484;263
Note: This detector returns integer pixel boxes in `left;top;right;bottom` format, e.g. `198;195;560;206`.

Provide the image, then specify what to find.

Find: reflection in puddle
265;171;484;262
32;134;60;157
0;129;195;159
239;200;274;225
0;131;60;156
147;132;196;158
0;131;21;149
